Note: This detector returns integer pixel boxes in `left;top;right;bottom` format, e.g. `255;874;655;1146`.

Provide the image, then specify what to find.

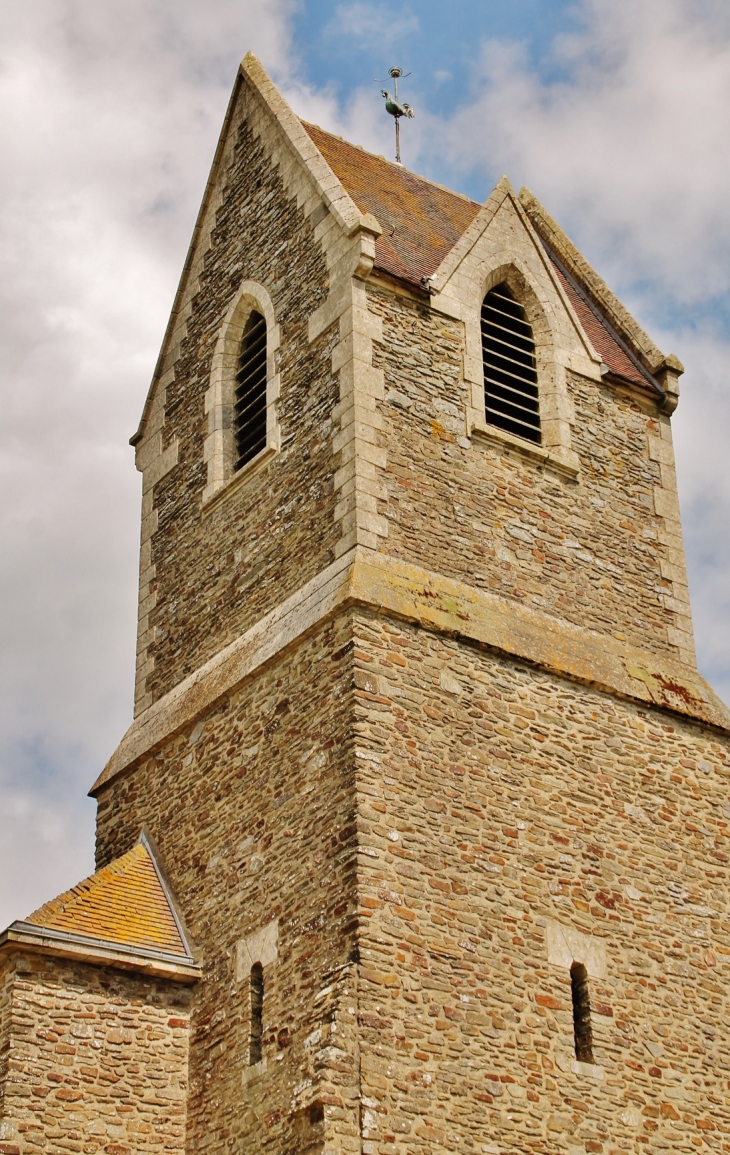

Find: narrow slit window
249;962;264;1065
235;311;267;470
481;283;541;445
570;962;594;1064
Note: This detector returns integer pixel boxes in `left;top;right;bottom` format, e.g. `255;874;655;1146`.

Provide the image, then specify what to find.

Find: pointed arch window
235;311;268;470
203;282;281;507
481;283;541;445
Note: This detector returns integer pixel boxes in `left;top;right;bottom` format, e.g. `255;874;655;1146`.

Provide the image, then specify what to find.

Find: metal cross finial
381;66;414;164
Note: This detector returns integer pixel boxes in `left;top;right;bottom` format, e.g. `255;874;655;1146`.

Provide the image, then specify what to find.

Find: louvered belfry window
481;283;541;445
234;310;268;470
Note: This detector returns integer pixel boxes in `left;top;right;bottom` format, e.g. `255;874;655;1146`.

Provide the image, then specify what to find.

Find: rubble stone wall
143;112;339;707
95;614;361;1155
367;282;687;663
97;592;730;1155
0;952;190;1155
351;607;730;1155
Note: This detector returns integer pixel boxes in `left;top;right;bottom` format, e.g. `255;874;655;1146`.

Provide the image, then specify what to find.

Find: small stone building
2;51;730;1155
0;838;198;1153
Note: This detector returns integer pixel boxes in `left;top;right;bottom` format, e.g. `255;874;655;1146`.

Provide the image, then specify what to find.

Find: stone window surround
236;918;278;1085
202;279;282;508
458;255;580;478
544;917;606;1080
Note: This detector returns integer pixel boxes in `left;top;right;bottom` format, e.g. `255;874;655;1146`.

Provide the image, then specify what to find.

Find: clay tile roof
302;121;481;288
547;258;654;391
303;121;658;393
25;842;189;959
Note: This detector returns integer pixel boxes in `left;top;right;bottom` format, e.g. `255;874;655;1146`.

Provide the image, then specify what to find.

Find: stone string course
0;953;190;1155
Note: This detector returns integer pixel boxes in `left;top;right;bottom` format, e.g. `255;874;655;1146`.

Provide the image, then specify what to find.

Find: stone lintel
0;923;201;983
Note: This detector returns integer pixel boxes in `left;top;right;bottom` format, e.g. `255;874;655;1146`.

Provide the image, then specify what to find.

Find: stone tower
3;52;730;1155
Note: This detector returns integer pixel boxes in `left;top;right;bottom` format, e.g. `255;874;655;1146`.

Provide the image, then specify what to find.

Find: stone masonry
0;952;191;1155
140;118;337;708
367;282;683;660
88;603;730;1155
3;50;730;1155
351;612;730;1154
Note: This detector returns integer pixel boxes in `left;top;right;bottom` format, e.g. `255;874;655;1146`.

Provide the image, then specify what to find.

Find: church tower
3;53;730;1155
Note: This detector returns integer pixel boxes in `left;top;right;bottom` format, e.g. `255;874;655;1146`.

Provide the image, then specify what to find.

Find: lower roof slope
25;841;190;960
302;121;658;394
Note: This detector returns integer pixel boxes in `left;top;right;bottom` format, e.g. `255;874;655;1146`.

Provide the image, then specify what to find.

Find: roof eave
370;264;432;298
518;186;686;408
0;922;201;983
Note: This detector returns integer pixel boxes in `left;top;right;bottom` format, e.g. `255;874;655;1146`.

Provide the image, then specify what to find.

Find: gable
132;54;368;452
429;180;602;380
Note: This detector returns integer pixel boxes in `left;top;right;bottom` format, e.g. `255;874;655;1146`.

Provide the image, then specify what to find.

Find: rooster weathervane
381;67;414;164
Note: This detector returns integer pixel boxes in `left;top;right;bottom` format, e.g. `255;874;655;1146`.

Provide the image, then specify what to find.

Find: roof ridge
138;829;195;960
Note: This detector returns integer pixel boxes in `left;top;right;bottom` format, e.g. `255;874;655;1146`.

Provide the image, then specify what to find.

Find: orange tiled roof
303;121;481;288
26;842;189;958
549;260;652;390
302;121;657;392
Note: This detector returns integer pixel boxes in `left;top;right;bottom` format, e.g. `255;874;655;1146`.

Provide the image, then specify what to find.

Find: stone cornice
92;551;730;797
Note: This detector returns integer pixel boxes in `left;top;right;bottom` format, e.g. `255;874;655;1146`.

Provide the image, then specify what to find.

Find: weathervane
381;67;414;164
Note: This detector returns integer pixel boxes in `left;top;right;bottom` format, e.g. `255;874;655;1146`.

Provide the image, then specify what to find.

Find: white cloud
0;0;297;928
325;3;419;52
437;0;730;301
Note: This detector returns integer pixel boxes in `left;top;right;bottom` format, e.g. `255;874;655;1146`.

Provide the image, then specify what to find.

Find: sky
0;0;729;928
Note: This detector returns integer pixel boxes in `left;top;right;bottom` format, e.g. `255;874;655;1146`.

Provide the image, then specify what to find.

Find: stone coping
0;922;201;983
92;549;730;796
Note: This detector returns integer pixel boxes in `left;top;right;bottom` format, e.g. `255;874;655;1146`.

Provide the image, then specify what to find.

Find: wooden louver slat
481;284;541;445
234;311;267;470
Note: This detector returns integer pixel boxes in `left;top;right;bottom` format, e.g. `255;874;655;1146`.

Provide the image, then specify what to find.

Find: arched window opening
481;283;541;445
235;311;267;470
570;962;594;1064
249;962;264;1065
